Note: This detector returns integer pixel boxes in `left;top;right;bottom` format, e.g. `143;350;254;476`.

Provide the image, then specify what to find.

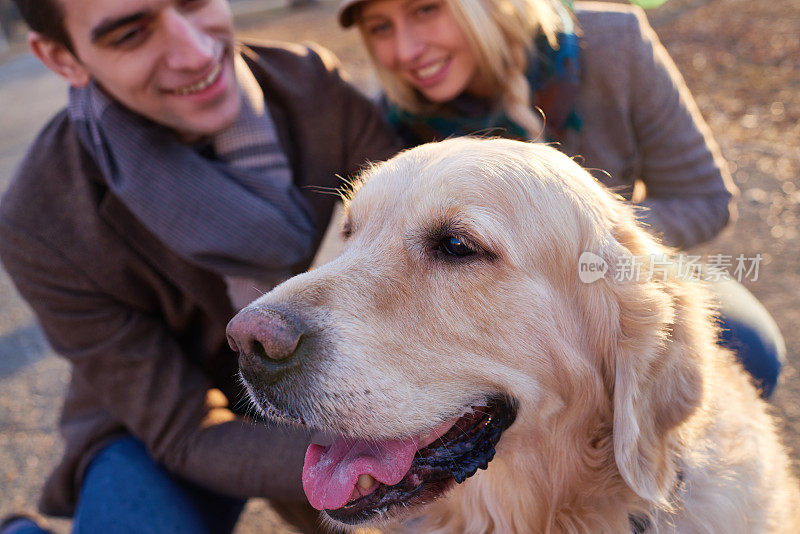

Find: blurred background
0;0;798;532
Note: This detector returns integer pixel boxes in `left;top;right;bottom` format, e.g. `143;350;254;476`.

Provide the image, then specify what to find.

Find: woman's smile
360;0;483;103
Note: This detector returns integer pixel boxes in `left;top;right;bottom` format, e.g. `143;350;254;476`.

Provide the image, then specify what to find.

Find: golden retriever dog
227;138;800;533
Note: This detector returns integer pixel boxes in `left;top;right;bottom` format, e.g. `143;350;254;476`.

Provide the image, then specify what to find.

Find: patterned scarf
68;52;315;286
386;6;581;147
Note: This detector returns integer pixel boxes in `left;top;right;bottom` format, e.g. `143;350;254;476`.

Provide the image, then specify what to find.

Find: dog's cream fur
249;138;800;533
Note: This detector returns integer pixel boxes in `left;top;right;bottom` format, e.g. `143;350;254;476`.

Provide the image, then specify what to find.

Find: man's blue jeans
72;436;246;533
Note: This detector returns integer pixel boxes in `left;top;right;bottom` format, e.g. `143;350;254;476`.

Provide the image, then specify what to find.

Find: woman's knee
718;315;786;398
73;436;243;534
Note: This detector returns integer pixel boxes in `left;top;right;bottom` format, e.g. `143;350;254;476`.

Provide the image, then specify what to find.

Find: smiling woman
346;0;557;137
355;0;484;104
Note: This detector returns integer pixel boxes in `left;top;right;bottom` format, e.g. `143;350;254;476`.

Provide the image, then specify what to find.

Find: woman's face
358;0;487;103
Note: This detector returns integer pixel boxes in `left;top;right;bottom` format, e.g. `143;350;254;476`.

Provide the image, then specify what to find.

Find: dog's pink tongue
302;436;417;511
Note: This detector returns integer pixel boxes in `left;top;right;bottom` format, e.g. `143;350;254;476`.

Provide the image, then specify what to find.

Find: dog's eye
438;236;475;257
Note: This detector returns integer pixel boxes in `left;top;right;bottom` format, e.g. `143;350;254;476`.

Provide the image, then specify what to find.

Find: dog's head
227;138;707;528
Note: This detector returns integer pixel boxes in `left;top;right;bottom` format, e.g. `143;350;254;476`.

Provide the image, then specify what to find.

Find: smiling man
0;0;398;532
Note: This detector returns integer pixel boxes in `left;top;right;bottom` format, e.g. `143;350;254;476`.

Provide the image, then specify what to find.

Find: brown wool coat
562;3;737;248
0;42;400;516
389;3;736;248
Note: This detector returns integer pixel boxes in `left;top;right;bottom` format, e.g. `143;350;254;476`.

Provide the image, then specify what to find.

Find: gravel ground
0;0;797;532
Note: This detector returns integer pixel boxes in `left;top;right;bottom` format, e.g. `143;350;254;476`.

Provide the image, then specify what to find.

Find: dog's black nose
226;307;302;366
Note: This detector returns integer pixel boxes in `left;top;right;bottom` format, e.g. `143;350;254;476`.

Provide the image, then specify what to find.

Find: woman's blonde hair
358;0;565;140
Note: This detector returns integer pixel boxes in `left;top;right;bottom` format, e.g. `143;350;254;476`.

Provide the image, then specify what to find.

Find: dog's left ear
586;221;704;504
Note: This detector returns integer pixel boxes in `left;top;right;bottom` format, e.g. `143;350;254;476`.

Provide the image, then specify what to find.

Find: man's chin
172;96;242;143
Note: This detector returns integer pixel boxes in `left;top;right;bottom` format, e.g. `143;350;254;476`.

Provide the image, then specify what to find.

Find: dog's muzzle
226;306;305;382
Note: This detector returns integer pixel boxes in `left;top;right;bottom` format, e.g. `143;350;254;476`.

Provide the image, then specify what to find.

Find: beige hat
337;0;370;27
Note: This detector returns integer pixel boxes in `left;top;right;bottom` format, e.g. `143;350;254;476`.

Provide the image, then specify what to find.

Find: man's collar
234;47;265;116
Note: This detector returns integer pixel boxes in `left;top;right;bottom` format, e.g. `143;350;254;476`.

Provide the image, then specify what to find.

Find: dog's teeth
358;474;375;490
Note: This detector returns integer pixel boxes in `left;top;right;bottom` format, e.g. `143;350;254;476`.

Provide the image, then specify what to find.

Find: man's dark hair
11;0;74;52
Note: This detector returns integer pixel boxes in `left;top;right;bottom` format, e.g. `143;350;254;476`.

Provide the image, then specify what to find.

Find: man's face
60;0;240;139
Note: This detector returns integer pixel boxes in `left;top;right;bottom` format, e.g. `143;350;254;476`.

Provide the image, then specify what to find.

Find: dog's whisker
303;187;347;199
302;185;344;193
365;440;383;459
248;284;266;297
304;185;341;192
232;396;250;415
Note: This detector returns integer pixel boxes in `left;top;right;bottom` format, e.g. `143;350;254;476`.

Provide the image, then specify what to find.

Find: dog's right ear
583;220;704;504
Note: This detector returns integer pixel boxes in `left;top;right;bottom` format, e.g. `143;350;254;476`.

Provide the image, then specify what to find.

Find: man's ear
27;31;90;87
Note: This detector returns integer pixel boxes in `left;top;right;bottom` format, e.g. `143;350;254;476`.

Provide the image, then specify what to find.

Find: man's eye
112;27;145;47
438;236;475;257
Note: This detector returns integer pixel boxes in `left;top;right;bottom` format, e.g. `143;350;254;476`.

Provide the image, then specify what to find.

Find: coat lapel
98;192;234;326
